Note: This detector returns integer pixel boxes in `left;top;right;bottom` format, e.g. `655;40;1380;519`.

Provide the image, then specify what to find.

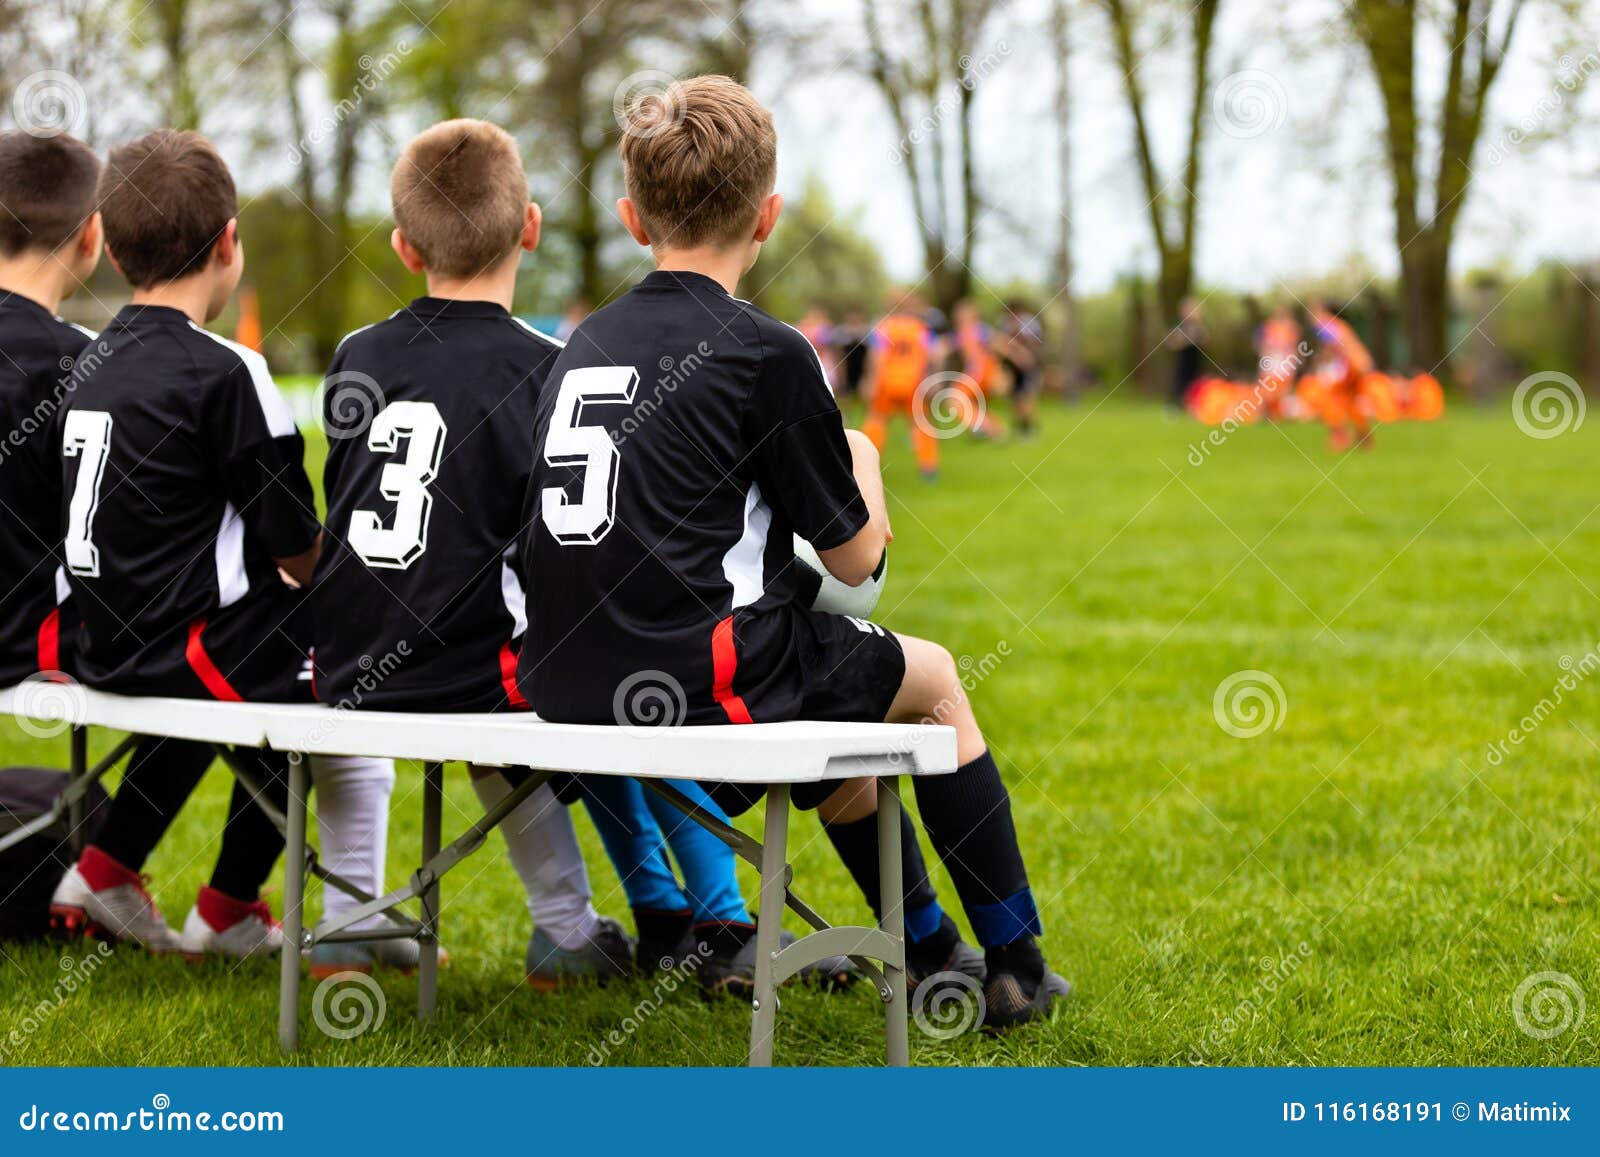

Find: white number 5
540;366;638;545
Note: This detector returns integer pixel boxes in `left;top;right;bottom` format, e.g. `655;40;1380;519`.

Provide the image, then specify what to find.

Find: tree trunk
1052;0;1080;390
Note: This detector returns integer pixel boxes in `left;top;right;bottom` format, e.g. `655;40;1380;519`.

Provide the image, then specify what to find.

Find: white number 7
540;366;639;545
63;409;113;577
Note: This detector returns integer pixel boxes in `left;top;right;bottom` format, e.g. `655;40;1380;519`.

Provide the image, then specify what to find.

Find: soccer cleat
308;925;448;980
980;938;1070;1032
633;906;697;975
905;913;987;992
55;848;180;952
525;915;635;991
696;922;858;998
179;886;283;961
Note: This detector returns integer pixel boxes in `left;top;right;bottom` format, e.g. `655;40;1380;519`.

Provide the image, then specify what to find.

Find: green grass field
2;398;1597;1067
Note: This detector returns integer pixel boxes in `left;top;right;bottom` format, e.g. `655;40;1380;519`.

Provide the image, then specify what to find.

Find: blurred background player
1165;295;1208;412
554;294;590;342
951;299;1005;439
797;304;839;392
833;306;873;410
1310;299;1376;452
998;299;1043;438
864;289;943;480
1254;303;1302;419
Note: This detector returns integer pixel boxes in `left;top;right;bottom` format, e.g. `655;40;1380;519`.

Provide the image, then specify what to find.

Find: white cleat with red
50;849;181;952
180;886;284;960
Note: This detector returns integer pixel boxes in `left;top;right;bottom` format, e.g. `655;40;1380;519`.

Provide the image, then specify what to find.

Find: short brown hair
0;132;101;257
619;75;776;249
391;120;528;278
98;130;236;287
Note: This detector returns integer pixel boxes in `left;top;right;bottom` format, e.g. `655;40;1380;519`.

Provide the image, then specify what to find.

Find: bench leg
278;751;309;1053
68;726;87;855
417;760;444;1026
878;776;908;1067
749;783;789;1067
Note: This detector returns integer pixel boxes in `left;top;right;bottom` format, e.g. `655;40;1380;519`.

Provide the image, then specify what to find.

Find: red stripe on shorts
185;619;244;702
36;607;60;673
711;615;754;725
500;641;530;710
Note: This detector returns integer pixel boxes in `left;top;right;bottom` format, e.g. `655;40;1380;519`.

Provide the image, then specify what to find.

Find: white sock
471;768;600;950
310;754;395;932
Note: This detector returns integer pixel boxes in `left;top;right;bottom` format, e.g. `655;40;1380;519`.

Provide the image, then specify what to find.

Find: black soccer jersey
0;292;92;683
311;298;562;711
59;305;320;693
519;270;870;725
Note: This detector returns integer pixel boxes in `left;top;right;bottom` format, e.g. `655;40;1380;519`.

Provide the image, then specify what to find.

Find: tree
746;176;891;317
1051;0;1081;386
1348;0;1543;374
861;0;1011;312
1096;0;1222;330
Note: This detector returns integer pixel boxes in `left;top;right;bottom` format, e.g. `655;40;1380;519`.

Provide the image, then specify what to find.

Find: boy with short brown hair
521;76;1067;1026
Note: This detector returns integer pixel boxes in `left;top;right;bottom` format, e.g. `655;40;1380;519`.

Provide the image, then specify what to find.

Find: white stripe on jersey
508;317;566;349
54;565;69;605
722;482;771;610
331;310;400;354
63;321;98;340
186;323;296;437
216;503;249;607
500;543;527;638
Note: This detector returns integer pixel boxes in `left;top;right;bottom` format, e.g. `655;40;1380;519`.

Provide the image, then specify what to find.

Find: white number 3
349;400;448;569
540;366;638;545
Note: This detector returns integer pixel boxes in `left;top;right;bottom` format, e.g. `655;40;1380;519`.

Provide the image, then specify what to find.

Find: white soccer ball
793;534;887;618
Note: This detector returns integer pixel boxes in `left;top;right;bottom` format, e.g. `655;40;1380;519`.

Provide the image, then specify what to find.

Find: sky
766;0;1600;295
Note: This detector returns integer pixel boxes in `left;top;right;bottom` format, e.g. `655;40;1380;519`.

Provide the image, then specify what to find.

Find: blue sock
966;888;1042;949
575;775;687;913
640;781;751;924
906;896;944;944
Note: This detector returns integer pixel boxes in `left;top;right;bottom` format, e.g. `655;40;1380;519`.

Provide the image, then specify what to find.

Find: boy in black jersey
0;129;257;952
522;77;1068;1027
312;120;785;989
53;130;397;962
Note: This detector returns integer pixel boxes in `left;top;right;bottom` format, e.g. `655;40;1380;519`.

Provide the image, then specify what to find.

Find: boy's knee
817;777;878;823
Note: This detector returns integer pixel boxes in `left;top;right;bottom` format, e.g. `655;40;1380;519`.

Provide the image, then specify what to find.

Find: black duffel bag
0;767;109;940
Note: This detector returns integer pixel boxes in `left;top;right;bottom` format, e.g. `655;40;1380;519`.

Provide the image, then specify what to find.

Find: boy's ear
102;242;125;279
616;198;651;248
391;228;427;274
213;218;239;268
522;202;541;253
752;192;783;243
76;212;102;262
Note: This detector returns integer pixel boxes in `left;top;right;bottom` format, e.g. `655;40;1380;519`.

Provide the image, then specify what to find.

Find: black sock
822;810;942;939
207;749;288;900
912;749;1039;947
93;738;216;872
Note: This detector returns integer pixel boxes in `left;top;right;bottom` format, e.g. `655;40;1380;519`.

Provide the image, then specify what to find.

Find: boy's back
313;299;562;709
520;271;868;724
0;293;92;680
62;305;317;692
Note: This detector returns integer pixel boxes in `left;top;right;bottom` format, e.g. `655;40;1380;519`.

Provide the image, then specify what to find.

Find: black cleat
905;913;987;991
633;907;697;974
981;938;1070;1032
696;921;857;998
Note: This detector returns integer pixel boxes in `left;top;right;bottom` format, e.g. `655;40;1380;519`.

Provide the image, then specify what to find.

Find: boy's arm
817;429;890;586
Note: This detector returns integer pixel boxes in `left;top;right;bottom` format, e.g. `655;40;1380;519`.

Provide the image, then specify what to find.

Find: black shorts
704;609;905;816
1010;367;1040;398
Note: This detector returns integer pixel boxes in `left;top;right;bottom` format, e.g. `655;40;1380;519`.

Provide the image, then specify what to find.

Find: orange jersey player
1310;300;1375;451
1255;305;1302;418
863;291;944;479
951;300;1005;438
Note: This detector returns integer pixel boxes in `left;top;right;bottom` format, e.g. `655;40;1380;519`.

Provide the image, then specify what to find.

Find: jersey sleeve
204;354;321;559
745;333;869;551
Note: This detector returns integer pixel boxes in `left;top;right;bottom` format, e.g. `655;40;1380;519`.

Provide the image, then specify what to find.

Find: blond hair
619;76;776;249
391;119;528;278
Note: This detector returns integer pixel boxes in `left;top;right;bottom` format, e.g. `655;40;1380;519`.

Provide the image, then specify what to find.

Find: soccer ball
792;534;887;618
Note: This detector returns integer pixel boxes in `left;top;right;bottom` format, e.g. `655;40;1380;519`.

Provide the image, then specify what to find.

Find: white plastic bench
0;685;957;1066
